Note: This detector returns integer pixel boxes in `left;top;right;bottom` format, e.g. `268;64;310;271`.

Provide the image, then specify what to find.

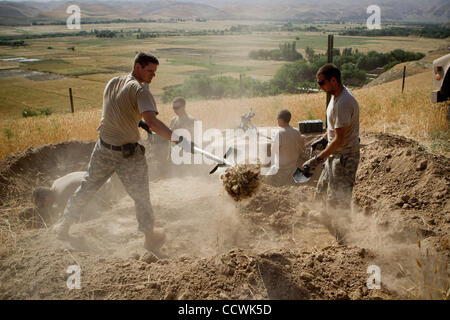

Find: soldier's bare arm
318;125;349;160
142;111;174;141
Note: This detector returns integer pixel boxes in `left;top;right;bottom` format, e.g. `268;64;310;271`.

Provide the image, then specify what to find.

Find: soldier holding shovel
54;52;194;253
300;63;360;243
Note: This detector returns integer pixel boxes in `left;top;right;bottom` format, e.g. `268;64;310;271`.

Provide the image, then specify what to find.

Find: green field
0;21;448;120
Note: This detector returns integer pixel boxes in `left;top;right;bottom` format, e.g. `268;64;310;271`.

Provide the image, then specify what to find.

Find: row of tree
31;18;185;26
340;25;450;39
249;42;304;61
162;48;425;101
0;40;26;47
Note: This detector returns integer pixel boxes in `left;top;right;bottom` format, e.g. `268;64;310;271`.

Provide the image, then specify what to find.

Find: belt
100;138;137;151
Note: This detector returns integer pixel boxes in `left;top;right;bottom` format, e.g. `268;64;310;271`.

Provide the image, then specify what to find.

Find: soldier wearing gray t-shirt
54;53;195;254
326;87;359;154
301;63;360;244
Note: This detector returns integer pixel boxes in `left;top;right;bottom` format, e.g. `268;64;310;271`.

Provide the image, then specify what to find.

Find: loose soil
221;164;262;201
0;131;448;300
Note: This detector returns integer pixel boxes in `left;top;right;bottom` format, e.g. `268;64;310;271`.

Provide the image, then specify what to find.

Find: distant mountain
0;1;41;25
0;0;449;26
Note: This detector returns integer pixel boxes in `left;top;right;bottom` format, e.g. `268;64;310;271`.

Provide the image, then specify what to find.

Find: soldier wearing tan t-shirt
168;97;196;161
266;109;304;186
54;53;195;254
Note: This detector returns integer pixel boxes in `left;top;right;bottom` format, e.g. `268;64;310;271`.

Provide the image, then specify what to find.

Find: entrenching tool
293;146;314;184
208;147;235;174
138;120;235;175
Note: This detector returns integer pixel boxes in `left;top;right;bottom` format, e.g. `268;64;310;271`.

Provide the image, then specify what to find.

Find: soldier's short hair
134;52;159;68
172;97;186;107
317;63;341;84
33;187;53;208
277;109;291;123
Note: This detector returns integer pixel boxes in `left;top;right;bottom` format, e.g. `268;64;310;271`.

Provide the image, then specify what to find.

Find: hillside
0;0;449;25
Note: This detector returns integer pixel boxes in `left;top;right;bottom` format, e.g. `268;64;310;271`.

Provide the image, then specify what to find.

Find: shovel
293;146;314;184
208;147;235;174
139;121;235;175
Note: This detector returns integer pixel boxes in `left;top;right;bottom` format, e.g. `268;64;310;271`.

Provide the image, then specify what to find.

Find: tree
305;46;315;61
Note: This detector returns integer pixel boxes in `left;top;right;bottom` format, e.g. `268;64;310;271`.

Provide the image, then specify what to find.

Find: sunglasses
173;106;182;110
317;79;326;86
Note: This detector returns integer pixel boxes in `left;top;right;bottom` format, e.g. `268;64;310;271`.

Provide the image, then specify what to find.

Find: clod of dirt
221;164;261;201
141;252;159;264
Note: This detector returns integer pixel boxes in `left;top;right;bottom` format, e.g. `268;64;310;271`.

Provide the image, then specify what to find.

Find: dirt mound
354;132;449;248
0;239;391;300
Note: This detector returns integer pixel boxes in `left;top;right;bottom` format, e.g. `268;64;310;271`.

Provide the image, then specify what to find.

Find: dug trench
0;132;448;299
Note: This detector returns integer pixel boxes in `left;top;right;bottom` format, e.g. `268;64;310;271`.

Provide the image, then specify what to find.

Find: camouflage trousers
315;151;360;214
63;140;154;233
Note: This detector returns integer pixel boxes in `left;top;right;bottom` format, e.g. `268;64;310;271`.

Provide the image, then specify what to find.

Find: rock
401;195;410;202
349;289;362;300
402;203;410;209
164;289;176;300
219;292;230;299
358;248;366;258
131;253;140;260
141;252;159;264
178;254;190;262
336;289;348;300
300;272;314;281
178;290;192;300
416;160;427;171
316;254;324;262
368;290;385;300
121;262;130;267
248;272;257;285
135;285;146;291
361;286;368;296
148;282;160;289
385;166;391;173
434;192;445;199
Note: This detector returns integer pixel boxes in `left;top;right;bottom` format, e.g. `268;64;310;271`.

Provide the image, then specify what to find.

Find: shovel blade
293;167;312;184
208;147;236;175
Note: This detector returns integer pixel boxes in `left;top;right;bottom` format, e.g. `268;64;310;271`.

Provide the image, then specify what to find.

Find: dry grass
0;70;448;160
0;109;101;160
401;231;450;300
